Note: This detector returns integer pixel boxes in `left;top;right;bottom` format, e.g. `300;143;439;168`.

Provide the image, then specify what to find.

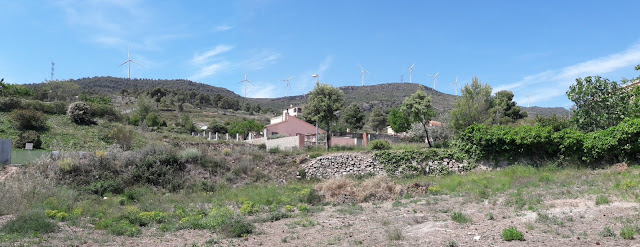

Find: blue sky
1;0;640;107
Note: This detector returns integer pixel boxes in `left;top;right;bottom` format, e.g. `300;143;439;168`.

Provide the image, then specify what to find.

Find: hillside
25;77;569;117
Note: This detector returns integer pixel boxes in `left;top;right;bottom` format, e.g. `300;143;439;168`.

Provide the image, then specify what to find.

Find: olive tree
400;86;436;147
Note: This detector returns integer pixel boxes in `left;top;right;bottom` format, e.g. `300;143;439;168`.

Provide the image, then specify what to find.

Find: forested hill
24;76;569;117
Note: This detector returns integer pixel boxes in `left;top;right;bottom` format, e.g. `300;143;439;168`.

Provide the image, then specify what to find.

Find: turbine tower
50;61;55;81
408;63;415;84
428;72;440;90
360;65;369;86
450;76;459;96
281;76;294;97
527;95;531;107
117;48;143;80
238;73;254;98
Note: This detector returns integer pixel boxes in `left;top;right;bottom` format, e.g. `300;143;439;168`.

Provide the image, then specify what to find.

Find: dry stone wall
303;152;472;178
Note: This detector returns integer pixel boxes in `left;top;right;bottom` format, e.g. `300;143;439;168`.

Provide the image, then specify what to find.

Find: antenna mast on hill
281;76;294;97
428;72;439;90
360;65;369;86
50;61;55;81
238;73;254;98
408;63;415;84
117;48;143;80
400;74;404;83
450;76;459;96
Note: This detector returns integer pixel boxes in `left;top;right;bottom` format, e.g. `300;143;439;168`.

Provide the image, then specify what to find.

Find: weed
445;240;458;247
288;218;318;228
600;226;615;238
537;212;565;227
107;220;142;237
336;203;363;215
620;226;635;240
487;212;495;220
380;219;391;226
386;227;404;241
502;227;524;241
260;211;291;223
240;200;260;215
595;195;610;205
450;212;471;224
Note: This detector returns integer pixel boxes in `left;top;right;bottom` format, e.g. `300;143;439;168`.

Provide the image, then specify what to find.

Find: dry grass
0;164;57;215
314;176;405;203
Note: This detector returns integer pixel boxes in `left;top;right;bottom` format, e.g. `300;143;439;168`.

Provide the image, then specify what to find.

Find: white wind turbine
428;72;440;90
450;76;459;96
238;73;254;98
527;95;531;107
408;63;415;84
117;48;143;80
281;76;294;97
360;65;369;86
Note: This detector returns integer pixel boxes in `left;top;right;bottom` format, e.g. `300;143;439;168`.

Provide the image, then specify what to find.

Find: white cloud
214;25;233;32
248;84;278;98
496;42;640;106
190;62;230;81
240;51;282;71
191;45;234;64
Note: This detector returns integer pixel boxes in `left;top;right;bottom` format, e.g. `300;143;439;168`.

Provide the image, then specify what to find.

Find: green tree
305;83;345;150
401;86;436;147
342;103;365;131
387;107;411;133
489;90;527;125
228;119;263;139
450;77;493;134
566;76;629;131
0;78;34;97
368;107;387;133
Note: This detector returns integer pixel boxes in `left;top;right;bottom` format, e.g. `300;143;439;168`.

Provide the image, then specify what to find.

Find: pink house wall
265;116;326;137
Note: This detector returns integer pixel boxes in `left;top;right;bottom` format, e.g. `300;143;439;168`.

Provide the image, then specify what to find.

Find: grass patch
600;226;616;238
502;227;524;241
595;195;610;205
0;211;59;236
386;227;404;241
620;226;636;240
450;212;471;224
336;203;364;215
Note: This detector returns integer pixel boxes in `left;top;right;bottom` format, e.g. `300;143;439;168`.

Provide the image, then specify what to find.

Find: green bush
9;109;47;130
595;195;610;205
369;140;391;150
179;148;202;162
128;149;185;188
502;227;524;241
14;130;43;149
90;103;121;121
620;226;635;240
67;101;94;125
0;210;59;236
87;179;124;197
0;97;22;112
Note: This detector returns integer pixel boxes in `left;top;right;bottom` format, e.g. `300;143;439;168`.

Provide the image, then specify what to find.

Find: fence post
0;139;11;165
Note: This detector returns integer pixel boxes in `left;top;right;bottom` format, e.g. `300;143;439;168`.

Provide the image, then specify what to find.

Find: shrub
9;109;47;130
109;125;135;150
0;97;22;112
180;148;202;162
502;227;524;241
67;101;94;124
369;140;391;150
13;130;43;149
108;220;142;237
222;216;255;238
451;212;472;224
90;103;121;121
386;227;404;241
240;200;260;215
0;210;59;236
144;112;164;127
620;226;635;240
600;226;616;237
87;180;124;196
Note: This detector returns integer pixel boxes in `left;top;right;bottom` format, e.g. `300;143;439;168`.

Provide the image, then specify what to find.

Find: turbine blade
117;60;129;67
434;72;439;77
288;76;294;80
130;60;143;67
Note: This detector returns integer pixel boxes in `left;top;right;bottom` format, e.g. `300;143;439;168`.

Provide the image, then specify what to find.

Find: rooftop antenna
408;63;415;84
117;48;143;80
360;65;369;86
238;73;254;98
50;61;55;81
427;72;439;90
281;76;294;97
450;75;459;96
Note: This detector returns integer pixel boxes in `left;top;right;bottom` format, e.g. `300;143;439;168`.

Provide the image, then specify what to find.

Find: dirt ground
2;196;638;246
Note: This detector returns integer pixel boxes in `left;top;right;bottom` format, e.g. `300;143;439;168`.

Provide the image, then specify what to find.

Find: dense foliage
387;107;411;133
305;83;345;149
373;149;471;175
342;103;365;131
9;109;47;130
400;87;436;147
567;76;634;131
368;107;387;133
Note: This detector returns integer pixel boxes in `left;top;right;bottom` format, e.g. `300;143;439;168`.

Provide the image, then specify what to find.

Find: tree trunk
325;121;331;151
422;121;433;148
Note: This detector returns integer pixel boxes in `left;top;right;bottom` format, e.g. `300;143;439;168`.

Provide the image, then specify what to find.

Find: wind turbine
281;76;294;97
428;72;439;90
360;65;369;86
238;73;254;98
526;95;531;107
117;48;143;80
450;76;459;96
408;63;415;84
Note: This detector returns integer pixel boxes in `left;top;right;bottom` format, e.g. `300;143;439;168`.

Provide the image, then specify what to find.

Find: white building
270;105;303;124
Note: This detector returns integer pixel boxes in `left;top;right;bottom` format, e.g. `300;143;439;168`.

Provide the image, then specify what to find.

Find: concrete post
215;133;218;140
0;139;11;165
226;133;229;140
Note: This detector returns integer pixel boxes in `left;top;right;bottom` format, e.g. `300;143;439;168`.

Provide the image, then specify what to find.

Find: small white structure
270;105;303;124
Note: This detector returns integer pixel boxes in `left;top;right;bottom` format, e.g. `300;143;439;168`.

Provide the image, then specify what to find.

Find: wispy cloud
291;55;334;95
240;51;282;71
248;84;278;98
191;45;234;64
214;25;233;32
190;62;231;81
495;42;640;106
